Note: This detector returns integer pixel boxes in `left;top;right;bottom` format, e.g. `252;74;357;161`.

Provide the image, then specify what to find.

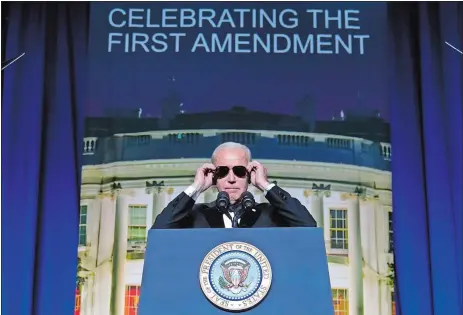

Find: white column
148;188;167;226
92;193;115;315
83;274;95;315
361;198;382;315
84;197;101;268
311;193;324;228
110;191;129;315
95;194;116;268
93;262;112;315
204;188;217;203
166;187;175;203
80;284;88;315
308;184;330;228
348;193;364;315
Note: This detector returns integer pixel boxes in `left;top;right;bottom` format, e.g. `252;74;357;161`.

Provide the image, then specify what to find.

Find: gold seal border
199;241;273;312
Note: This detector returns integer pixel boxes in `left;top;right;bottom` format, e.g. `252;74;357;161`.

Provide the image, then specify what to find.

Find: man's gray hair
211;142;252;163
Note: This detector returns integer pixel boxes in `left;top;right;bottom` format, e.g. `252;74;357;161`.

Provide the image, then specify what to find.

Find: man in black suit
152;142;316;229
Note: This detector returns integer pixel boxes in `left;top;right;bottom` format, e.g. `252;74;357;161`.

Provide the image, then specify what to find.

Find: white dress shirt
184;183;276;228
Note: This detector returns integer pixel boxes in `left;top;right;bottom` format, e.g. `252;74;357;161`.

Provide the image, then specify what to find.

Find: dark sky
88;1;389;121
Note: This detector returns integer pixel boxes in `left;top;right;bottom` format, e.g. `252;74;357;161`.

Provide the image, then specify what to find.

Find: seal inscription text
199;241;272;312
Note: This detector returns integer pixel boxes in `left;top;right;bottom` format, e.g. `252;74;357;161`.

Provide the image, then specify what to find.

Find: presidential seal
199;241;272;312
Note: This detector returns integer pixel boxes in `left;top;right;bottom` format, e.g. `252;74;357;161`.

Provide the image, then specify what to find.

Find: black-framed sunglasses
214;166;249;179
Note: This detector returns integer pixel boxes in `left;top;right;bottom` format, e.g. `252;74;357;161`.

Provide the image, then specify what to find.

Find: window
125;285;141;315
127;205;148;259
330;209;348;249
75;287;81;315
332;288;349;315
388;211;394;253
391;292;396;315
79;205;87;246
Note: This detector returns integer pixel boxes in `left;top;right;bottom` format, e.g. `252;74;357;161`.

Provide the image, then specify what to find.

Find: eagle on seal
221;262;250;290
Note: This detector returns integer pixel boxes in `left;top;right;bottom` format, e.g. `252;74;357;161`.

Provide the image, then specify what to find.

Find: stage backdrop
77;2;394;315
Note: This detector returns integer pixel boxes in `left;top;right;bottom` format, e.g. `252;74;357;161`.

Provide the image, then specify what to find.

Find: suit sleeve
265;185;317;227
151;192;195;229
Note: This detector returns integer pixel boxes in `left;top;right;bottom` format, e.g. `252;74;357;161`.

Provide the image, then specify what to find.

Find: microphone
231;192;255;228
240;191;255;210
216;191;233;223
216;191;230;213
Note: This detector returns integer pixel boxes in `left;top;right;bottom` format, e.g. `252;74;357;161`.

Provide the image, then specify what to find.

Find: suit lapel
238;204;263;228
202;202;225;228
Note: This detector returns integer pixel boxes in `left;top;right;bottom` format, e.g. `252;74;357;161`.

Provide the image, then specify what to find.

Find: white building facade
76;129;395;315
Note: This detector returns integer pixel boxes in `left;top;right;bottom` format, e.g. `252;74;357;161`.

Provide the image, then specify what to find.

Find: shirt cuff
263;183;276;196
184;185;201;201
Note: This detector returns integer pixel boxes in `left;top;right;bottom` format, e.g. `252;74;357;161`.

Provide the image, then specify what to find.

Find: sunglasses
214;166;249;179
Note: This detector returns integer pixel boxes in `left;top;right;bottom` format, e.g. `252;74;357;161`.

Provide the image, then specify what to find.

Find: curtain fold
1;3;88;315
388;2;463;315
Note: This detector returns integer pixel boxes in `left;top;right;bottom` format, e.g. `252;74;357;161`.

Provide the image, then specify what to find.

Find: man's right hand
192;163;216;193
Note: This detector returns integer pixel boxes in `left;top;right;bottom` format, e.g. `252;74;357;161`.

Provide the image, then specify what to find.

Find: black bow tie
229;203;241;213
228;204;246;228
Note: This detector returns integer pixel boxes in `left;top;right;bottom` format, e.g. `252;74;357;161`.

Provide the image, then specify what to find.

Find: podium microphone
216;191;231;215
240;191;255;210
231;192;255;228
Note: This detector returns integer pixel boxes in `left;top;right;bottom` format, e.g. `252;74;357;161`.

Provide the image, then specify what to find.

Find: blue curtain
1;3;88;315
389;2;462;315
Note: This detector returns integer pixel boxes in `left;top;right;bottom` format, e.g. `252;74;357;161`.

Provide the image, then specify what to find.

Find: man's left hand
247;161;270;191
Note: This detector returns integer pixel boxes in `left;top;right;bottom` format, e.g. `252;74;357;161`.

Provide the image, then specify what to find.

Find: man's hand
192;164;216;193
247;161;270;191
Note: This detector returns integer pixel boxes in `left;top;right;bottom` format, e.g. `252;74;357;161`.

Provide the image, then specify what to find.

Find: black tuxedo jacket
151;185;317;229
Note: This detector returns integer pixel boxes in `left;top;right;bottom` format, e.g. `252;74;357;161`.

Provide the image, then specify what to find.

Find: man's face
213;147;249;204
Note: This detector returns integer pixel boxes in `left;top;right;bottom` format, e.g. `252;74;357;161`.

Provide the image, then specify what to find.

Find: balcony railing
83;129;392;171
